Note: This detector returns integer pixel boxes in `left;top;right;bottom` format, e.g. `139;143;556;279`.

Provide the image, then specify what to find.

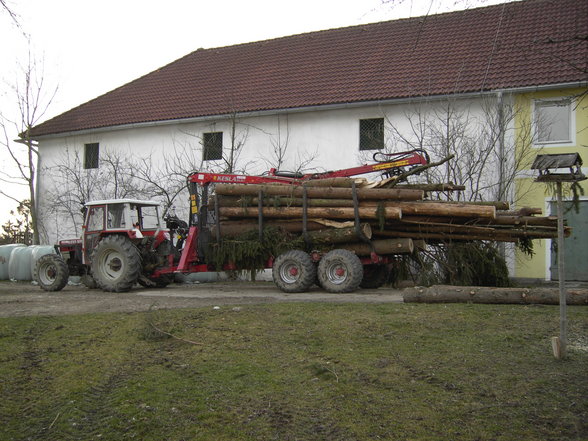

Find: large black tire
359;264;390;289
272;250;316;293
317;249;363;293
91;235;142;292
34;254;69;292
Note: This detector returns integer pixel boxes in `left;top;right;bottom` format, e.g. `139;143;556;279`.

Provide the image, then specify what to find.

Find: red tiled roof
31;0;588;137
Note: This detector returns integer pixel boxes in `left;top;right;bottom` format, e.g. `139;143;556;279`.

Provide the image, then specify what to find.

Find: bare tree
132;139;206;216
41;147;158;241
224;111;250;173
0;46;57;244
42;137;208;242
373;95;537;204
259;114;320;175
0;0;20;28
262;114;291;171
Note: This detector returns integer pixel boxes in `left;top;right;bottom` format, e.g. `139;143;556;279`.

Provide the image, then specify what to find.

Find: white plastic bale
8;246;34;281
174;272;220;284
4;246;54;282
31;245;57;268
0;244;27;280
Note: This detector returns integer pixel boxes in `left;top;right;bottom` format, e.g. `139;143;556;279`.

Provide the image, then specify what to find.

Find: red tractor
35;150;429;293
35;199;175;292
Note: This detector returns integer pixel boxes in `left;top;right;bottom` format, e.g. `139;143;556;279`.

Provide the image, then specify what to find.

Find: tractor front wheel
34;254;69;292
91;235;142;292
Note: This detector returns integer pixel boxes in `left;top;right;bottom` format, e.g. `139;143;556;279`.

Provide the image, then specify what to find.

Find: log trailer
35;150;430;293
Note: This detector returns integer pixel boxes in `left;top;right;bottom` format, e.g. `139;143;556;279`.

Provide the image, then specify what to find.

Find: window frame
533;98;575;147
359;118;385;151
85;205;105;232
202;132;223;161
84;142;100;169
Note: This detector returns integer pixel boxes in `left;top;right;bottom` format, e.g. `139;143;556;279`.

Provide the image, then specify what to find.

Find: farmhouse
30;0;588;281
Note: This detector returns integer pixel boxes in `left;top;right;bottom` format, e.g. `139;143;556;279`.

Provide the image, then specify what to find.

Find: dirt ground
0;280;404;317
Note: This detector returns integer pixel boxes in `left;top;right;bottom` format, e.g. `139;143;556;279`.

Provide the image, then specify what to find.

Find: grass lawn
0;302;586;441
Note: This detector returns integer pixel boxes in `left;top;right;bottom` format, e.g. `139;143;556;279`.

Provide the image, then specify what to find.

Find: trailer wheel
359;264;390;289
318;249;363;293
91;235;141;292
34;254;69;292
273;250;316;293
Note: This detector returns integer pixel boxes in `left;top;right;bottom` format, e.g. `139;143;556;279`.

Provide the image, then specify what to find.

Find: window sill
532;141;575;149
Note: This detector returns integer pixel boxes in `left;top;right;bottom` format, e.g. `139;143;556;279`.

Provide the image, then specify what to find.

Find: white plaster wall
37;95;513;244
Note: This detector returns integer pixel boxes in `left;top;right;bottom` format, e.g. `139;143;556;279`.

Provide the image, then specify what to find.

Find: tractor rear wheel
272;250;316;293
34;254;69;292
91;235;141;292
317;249;363;293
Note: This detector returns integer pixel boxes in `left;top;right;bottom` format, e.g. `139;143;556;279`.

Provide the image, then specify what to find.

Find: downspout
496;91;506;260
35;144;42;243
496;91;506;201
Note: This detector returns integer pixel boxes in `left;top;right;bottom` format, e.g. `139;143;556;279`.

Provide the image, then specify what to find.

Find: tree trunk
361;201;496;219
218;206;402;221
214;183;424;201
302;177;368;188
395;183;466;193
307;224;372;244
212;195;359;208
340;238;414;255
209;219;328;239
375;229;519;242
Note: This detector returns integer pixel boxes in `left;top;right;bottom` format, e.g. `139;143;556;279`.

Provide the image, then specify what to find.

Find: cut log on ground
403;285;588;305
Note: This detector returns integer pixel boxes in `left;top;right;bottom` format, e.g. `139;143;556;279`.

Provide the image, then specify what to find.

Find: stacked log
207;180;561;256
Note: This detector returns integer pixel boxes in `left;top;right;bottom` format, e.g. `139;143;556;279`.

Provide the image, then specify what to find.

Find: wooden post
554;182;567;359
531;153;586;360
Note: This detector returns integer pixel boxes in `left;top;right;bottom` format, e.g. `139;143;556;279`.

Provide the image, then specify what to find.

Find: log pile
206;178;564;256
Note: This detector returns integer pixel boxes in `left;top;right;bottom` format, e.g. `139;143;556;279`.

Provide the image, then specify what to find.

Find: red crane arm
187;150;429;185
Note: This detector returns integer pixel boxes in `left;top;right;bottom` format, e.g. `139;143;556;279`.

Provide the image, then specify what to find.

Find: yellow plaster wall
513;88;588;280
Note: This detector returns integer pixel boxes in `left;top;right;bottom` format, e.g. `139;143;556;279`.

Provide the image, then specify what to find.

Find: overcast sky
0;0;506;224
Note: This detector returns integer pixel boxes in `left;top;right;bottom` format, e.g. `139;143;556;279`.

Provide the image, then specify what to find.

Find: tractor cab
84;199;163;232
82;199;168;264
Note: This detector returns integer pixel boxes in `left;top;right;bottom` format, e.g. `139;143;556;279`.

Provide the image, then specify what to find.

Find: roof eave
32;81;588;141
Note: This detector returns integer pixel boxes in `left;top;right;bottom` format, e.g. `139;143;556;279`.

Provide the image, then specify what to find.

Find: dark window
203;132;223;161
359;118;384;150
84;143;100;169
